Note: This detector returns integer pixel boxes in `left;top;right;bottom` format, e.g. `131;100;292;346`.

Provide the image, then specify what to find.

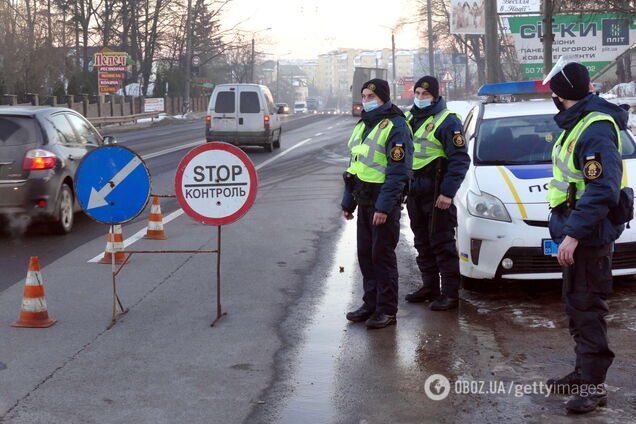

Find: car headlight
466;190;511;222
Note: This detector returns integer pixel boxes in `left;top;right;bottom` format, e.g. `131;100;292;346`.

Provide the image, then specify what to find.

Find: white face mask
414;98;432;109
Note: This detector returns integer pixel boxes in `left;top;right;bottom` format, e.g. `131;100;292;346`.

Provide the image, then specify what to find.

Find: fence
0;94;210;118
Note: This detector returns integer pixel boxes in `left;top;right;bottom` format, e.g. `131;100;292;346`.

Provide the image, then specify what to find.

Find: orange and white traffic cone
11;256;57;328
144;196;167;240
99;225;127;265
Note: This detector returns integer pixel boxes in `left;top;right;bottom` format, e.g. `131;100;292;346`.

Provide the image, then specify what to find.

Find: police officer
544;61;628;413
403;76;470;310
342;78;413;329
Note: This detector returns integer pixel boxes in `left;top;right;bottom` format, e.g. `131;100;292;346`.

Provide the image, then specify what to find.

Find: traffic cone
11;256;57;328
143;196;167;240
99;225;127;265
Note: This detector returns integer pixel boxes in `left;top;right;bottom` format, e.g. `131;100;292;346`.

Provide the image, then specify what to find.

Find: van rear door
211;86;238;132
237;87;263;132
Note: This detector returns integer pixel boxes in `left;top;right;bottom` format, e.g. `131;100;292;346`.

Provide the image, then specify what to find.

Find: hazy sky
223;0;424;59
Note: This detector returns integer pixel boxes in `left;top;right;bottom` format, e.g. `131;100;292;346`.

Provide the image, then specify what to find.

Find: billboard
497;0;540;14
450;0;485;34
508;14;636;79
93;48;131;94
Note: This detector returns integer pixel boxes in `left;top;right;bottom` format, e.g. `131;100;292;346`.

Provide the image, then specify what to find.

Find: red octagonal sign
175;142;258;225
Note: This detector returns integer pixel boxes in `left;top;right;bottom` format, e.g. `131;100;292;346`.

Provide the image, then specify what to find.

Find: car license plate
542;239;559;256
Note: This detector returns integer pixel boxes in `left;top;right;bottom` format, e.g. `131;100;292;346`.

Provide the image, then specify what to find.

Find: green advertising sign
508;14;636;79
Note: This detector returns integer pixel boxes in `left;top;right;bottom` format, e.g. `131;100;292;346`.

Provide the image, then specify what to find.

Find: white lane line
88;209;184;263
314;132;323;137
327;126;333;130
88;137;314;262
141;140;204;160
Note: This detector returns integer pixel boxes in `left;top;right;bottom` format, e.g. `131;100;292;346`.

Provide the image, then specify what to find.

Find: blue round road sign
75;145;151;224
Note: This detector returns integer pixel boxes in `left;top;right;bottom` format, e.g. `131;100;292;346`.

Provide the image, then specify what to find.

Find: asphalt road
2;113;636;423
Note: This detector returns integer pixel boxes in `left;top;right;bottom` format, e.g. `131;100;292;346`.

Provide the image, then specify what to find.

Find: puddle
277;221;357;424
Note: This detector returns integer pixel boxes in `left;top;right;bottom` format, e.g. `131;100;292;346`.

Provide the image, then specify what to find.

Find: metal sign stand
105;224;225;328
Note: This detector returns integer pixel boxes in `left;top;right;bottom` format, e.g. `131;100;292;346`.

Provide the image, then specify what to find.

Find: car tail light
264;115;270;129
206;115;212;129
23;149;57;170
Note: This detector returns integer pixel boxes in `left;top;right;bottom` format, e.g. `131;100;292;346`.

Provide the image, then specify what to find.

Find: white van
206;84;283;151
294;101;307;114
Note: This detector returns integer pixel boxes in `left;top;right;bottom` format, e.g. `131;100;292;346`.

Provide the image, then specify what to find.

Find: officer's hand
557;236;579;266
372;212;387;226
435;195;452;210
343;211;354;220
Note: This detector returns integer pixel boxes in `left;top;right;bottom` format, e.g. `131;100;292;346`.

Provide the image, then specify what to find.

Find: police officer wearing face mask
403;76;470;311
545;61;630;413
342;78;413;329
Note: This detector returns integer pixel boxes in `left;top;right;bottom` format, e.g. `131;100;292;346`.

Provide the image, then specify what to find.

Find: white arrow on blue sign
75;145;151;224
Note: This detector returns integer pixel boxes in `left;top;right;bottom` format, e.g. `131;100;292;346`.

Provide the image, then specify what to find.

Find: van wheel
264;139;274;152
52;184;74;234
273;129;281;149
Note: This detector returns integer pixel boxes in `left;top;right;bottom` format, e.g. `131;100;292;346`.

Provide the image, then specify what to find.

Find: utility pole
427;0;435;76
183;0;193;113
392;32;397;99
542;0;554;77
484;0;499;83
250;37;255;83
276;59;280;101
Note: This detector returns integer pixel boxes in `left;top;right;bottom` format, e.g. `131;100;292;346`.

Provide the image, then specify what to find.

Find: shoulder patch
425;122;435;132
567;142;575;153
390;145;405;162
545;133;553;143
453;133;465;147
583;160;603;180
379;119;389;129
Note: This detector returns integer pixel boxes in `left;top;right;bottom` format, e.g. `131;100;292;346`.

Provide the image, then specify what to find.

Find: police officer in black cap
403;76;469;310
342;78;413;329
544;59;631;413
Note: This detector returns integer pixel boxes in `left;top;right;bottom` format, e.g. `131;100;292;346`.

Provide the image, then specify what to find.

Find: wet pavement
250;218;636;423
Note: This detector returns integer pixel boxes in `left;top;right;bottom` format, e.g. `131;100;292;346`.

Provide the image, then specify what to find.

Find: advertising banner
450;0;485;34
497;0;540;14
144;98;165;113
508;14;636;79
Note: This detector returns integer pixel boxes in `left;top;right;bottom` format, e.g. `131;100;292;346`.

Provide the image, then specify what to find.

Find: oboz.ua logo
424;374;451;401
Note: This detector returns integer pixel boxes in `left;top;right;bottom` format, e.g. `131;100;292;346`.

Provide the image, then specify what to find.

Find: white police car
456;81;636;287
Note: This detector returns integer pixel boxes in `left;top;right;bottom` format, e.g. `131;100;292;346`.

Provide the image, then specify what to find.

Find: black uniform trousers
562;243;615;385
407;196;460;298
357;204;401;316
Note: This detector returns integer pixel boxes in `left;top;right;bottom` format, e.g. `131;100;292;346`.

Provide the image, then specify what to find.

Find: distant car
0;106;107;234
275;103;290;114
456;81;636;288
294;101;307;114
351;104;362;116
206;83;282;152
321;108;337;115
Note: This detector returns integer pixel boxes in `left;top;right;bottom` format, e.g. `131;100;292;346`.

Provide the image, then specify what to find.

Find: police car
456;81;636;287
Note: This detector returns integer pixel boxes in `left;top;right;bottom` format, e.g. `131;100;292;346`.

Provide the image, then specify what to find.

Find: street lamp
250;27;272;83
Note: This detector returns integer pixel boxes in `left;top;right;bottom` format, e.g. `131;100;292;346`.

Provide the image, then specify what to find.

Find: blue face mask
414;98;432;109
362;100;379;112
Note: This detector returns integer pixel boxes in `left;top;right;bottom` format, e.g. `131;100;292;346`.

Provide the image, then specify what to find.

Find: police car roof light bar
477;81;552;97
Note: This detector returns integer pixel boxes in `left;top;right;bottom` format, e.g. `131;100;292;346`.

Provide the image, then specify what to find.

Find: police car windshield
476;114;636;165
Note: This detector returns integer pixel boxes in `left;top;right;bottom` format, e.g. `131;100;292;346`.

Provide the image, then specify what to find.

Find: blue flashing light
477;81;551;96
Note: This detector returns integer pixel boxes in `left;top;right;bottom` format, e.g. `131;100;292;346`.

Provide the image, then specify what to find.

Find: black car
0;107;108;234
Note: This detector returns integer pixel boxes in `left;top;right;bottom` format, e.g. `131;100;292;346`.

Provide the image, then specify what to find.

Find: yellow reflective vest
405;110;457;170
548;111;622;208
346;119;394;183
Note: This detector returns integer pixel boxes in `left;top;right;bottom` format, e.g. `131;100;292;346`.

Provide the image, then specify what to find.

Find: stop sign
175;143;258;225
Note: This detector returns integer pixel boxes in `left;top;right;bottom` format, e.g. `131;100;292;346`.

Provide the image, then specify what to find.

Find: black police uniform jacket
341;101;414;214
549;94;629;247
408;96;470;199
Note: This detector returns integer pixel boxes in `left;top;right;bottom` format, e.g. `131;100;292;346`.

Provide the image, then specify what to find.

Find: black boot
430;295;459;311
566;392;607;413
405;286;440;303
346;305;374;322
547;370;582;395
365;312;396;329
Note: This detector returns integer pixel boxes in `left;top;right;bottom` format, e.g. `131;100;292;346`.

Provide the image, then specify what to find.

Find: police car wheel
461;276;493;292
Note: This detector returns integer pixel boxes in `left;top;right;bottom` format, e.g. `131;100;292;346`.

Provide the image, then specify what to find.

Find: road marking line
314;132;323;136
142;140;204;160
88;137;314;262
327;126;333;130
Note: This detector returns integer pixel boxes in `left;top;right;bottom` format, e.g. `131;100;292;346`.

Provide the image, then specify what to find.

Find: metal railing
89;112;160;127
